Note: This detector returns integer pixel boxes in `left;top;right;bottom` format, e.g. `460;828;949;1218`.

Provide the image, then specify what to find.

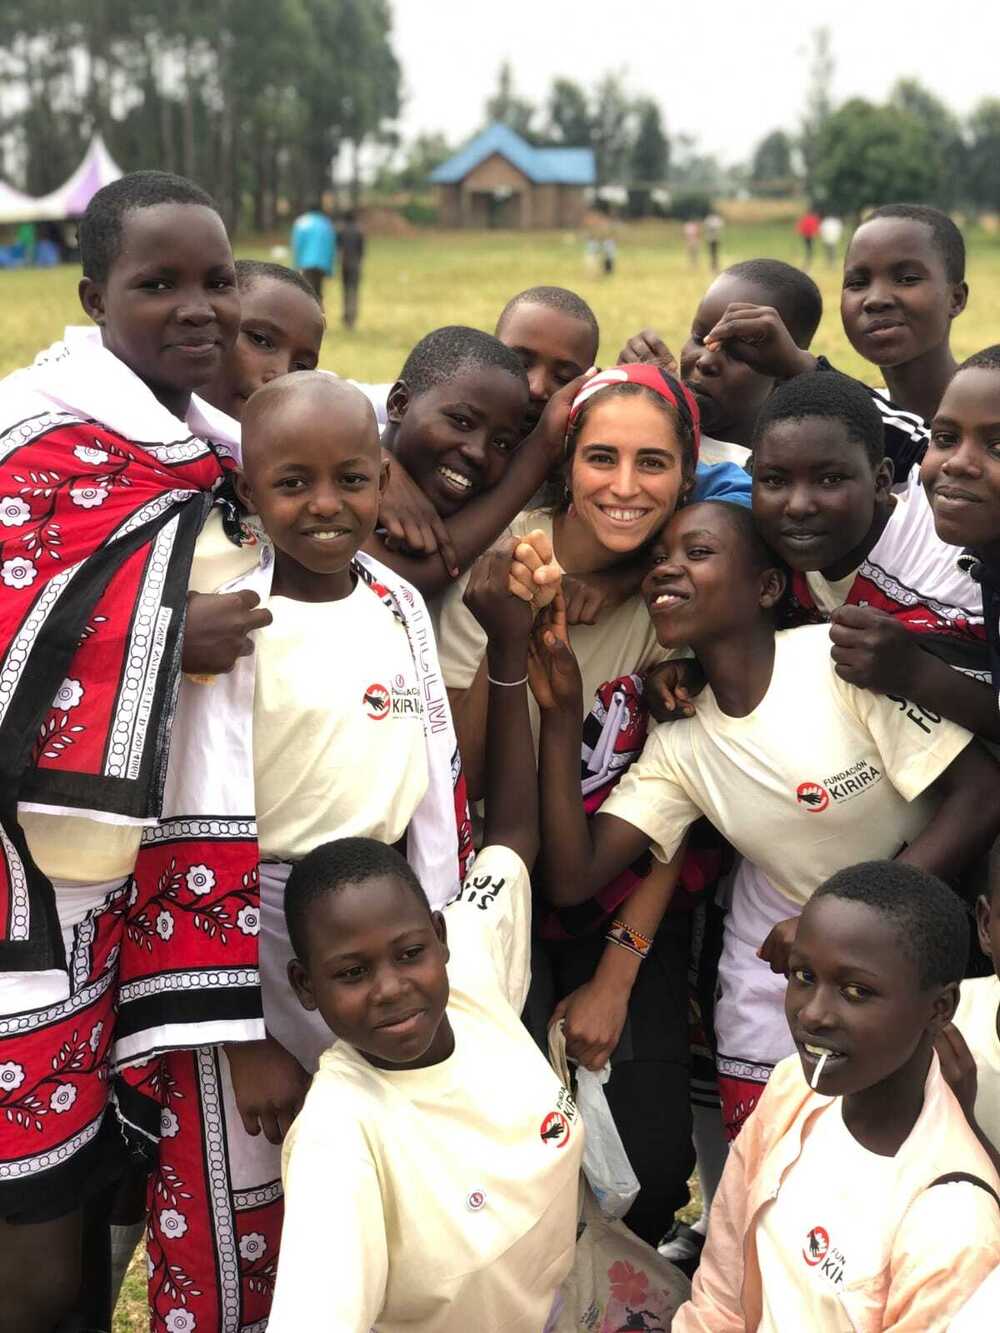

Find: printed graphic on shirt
803;1226;846;1286
797;760;884;812
453;872;505;912
362;676;423;721
540;1111;571;1148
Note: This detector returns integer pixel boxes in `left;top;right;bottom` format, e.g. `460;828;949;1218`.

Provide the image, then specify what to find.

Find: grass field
3;221;1000;389
5;217;993;1330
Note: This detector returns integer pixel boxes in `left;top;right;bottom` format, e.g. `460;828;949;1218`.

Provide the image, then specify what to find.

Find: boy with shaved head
145;372;471;1331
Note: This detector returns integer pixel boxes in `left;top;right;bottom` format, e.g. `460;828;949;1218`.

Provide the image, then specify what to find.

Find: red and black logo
539;1111;570;1148
363;683;391;720
796;781;829;813
803;1225;829;1265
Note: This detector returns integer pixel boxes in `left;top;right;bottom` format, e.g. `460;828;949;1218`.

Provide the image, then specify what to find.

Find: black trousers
525;910;695;1245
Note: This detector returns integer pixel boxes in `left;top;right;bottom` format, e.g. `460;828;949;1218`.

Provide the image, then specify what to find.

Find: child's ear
949;281;969;321
759;565;787;610
233;468;257;515
287;958;317;1012
378;457;391;496
874;458;894;497
431;910;449;965
386;380;410;425
79;276;105;326
930;980;961;1033
976;893;993;959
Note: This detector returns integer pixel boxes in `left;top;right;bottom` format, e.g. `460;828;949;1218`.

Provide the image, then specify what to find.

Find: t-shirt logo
804;1226;829;1265
363;682;391;720
539;1110;571;1148
796;781;829;813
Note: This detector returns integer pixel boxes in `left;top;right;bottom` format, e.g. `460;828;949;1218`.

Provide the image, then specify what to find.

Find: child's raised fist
510;528;563;610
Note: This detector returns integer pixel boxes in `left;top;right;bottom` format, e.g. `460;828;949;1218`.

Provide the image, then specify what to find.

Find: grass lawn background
0;218;991;1330
3;221;1000;389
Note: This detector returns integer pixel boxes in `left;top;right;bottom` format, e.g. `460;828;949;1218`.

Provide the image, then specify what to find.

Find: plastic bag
575;1062;641;1218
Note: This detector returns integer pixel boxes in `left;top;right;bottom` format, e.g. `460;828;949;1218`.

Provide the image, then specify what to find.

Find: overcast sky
389;0;998;164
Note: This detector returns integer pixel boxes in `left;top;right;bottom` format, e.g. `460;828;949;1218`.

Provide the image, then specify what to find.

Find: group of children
2;169;1000;1333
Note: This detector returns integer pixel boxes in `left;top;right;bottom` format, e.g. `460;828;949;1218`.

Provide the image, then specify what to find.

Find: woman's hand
643;658;707;722
378;452;459;576
528;593;580;713
552;978;629;1072
464;539;533;646
756;916;800;976
225;1035;310;1145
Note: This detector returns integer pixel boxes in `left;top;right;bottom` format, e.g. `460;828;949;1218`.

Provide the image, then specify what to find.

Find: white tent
0;135;124;224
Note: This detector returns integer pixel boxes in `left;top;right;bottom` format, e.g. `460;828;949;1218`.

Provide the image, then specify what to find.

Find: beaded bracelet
606;919;653;960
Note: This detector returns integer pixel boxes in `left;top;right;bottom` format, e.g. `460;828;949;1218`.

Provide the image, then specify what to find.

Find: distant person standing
704;212;724;272
683;218;701;267
602;235;617;276
292;202;336;308
820;213;844;267
338;209;365;329
796;209;821;268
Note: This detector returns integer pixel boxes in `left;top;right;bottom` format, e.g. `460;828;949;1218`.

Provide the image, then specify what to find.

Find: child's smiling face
288;873;453;1070
922;367;1000;565
389;365;528;518
80;202;240;416
840;217;967;370
786;895;957;1100
236;375;385;601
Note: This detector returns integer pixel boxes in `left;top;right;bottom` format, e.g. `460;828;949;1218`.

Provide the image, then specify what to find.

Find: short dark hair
753;370;885;467
863;204;966;284
234;258;320;305
496;285;600;355
958;344;1000;375
79;170;220;284
284;837;430;962
723;259;823;347
398;325;528;399
812;860;968;989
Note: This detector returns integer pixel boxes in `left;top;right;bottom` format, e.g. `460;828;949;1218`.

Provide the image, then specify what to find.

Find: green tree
485;61;536;141
750;129;793;195
812;99;940;217
967;99;1000;212
889;79;964;208
546;78;592;146
627;97;668;216
591;72;631;186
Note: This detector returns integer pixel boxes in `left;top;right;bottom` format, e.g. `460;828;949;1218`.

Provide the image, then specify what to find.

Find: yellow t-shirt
953;975;1000;1157
601;623;972;907
434;509;667;744
252;583;428;862
271;844;583;1333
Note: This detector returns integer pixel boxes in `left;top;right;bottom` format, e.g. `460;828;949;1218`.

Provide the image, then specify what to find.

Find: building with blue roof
430;123;596;228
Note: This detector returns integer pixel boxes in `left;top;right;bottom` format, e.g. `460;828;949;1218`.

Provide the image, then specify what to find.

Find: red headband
568;364;701;463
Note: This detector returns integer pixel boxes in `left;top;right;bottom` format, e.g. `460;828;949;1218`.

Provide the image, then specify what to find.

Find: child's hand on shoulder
644;658;706;722
704;303;816;381
529;592;583;715
510;529;563;610
464;539;533;645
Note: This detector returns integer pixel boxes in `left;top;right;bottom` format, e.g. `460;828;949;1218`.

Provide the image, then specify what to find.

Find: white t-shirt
950;1265;1000;1330
253;582;428;862
601;624;972;907
435;509;667;746
271;845;583;1333
757;1102;900;1332
954;976;1000;1158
